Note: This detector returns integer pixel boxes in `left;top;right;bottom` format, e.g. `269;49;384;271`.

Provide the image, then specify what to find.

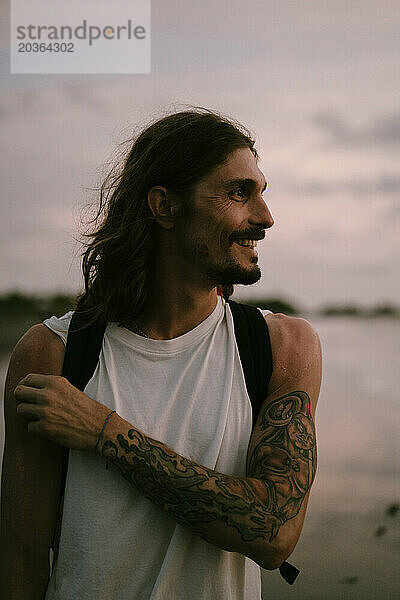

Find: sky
1;0;399;310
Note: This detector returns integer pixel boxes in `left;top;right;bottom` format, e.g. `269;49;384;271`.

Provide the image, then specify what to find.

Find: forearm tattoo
98;390;316;546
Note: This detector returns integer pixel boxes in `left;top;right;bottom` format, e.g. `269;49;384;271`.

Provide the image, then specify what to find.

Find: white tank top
43;297;266;600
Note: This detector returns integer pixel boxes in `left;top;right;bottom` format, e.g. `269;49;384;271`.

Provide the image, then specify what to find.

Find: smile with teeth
235;239;258;249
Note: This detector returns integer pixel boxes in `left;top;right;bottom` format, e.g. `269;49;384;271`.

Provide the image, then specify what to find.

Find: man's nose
249;195;274;229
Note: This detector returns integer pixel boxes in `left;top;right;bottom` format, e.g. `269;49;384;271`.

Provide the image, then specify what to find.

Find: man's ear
147;186;178;230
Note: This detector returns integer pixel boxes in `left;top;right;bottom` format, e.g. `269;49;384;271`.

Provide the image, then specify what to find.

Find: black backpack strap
53;311;106;556
227;299;273;427
227;299;300;585
62;310;106;390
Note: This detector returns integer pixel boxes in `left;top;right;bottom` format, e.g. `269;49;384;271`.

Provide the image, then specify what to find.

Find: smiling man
1;108;321;600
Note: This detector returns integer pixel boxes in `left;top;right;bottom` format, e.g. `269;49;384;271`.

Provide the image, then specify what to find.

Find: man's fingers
16;402;43;420
14;384;42;404
18;373;58;389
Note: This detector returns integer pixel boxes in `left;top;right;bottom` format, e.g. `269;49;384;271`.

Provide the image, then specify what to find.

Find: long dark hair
77;108;258;325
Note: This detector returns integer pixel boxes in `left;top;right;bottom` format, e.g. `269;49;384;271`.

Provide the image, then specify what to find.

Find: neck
128;242;220;340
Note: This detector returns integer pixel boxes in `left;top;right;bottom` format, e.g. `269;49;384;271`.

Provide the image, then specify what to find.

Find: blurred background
1;1;399;598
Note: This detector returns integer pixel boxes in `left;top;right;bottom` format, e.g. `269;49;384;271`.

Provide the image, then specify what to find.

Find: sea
1;316;399;599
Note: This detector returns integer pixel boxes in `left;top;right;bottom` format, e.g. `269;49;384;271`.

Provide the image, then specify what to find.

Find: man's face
176;147;274;287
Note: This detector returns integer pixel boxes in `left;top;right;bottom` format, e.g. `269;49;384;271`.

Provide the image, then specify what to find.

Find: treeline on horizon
0;291;398;356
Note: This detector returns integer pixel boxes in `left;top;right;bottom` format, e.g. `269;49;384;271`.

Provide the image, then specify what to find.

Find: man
0;109;322;599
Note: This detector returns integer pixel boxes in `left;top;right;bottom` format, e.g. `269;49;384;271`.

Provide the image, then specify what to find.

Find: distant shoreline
0;291;398;358
235;297;400;319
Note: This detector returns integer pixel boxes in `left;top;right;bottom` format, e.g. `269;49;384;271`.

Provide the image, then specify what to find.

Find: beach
1;316;399;599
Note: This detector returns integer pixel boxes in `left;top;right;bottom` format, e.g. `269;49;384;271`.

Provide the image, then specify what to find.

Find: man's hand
14;373;110;451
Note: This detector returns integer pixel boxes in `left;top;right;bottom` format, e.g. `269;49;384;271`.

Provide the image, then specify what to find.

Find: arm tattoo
98;390;316;546
247;391;317;526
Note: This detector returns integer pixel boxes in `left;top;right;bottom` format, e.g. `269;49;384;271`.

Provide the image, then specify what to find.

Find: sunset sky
1;0;399;310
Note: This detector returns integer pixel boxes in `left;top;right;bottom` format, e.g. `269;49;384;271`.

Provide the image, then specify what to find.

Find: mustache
229;229;266;244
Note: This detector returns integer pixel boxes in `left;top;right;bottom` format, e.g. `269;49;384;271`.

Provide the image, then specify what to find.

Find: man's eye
230;187;248;202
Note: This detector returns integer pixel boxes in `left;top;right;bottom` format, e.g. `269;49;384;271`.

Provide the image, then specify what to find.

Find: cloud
0;81;112;120
313;111;400;147
287;173;400;197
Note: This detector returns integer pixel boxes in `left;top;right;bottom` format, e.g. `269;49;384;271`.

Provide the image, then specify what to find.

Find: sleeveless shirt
43;297;269;600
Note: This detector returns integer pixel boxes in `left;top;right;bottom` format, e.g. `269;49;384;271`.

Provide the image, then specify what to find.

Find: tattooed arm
95;314;321;569
15;314;321;570
243;313;321;565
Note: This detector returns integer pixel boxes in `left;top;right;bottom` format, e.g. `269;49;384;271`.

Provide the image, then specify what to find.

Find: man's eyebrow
222;178;267;192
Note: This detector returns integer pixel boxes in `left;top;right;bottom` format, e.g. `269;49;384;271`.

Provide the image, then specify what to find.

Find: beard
188;241;262;286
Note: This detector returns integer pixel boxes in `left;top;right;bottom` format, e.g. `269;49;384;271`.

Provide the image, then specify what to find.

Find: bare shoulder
14;322;66;357
264;312;321;356
9;323;65;378
264;313;322;400
4;323;66;411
